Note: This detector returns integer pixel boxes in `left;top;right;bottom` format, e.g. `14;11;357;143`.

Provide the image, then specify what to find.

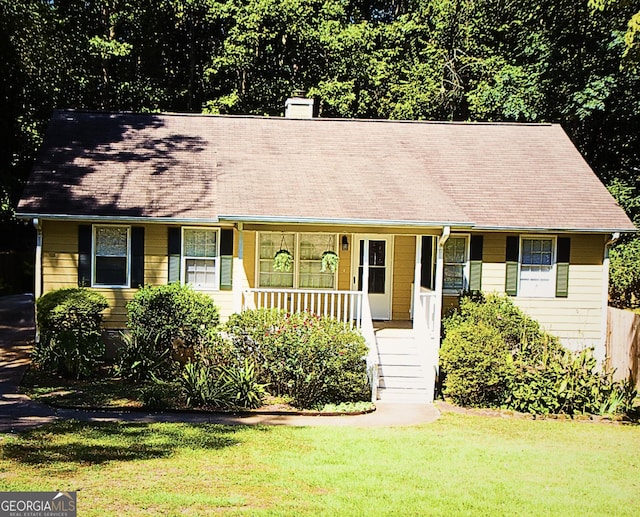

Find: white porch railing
242;288;365;328
241;287;379;402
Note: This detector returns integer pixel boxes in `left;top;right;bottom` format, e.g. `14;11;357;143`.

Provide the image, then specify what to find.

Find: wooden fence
606;307;640;388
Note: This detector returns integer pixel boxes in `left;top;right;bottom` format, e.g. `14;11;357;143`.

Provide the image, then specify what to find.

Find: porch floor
372;320;413;330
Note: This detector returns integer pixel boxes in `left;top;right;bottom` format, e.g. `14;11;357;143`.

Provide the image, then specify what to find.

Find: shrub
123;283;220;380
33;288;108;378
179;360;265;409
220;359;266;409
180;362;226;407
113;332;170;382
441;293;637;416
440;321;513;407
140;378;182;410
444;292;562;362
220;309;370;408
609;237;640;308
505;348;638;416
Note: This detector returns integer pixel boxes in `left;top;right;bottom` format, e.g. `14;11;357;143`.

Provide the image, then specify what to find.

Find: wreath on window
273;236;293;272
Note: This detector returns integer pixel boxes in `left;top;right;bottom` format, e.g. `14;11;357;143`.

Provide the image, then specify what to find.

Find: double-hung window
443;236;469;292
257;232;337;289
182;228;219;290
519;237;555;297
93;225;130;287
299;234;335;288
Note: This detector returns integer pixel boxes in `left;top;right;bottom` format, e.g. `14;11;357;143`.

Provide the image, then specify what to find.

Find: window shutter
505;236;519;296
420;236;434;290
168;227;181;283
78;225;92;286
131;227;145;287
555;237;571;298
469;235;483;292
220;229;234;290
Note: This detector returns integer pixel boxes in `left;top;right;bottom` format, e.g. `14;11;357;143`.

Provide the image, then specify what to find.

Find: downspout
429;226;450;400
433;226;450;338
33;218;42;343
600;232;620;365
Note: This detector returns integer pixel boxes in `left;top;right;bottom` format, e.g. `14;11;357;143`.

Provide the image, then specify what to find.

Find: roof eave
14;212;220;225
217;214;474;228
471;224;637;234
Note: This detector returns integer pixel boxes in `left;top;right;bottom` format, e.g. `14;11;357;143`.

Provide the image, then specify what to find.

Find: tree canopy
1;0;639;301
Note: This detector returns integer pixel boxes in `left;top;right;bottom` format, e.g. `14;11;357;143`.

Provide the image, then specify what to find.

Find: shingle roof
17;110;635;232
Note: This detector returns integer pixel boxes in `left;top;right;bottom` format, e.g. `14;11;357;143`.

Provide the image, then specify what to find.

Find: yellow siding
41;221;607;349
337;236;352;291
392;236;415;320
477;233;606;351
41;221;243;327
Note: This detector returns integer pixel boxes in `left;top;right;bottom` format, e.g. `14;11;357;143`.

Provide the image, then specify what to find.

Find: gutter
218;214;474;228
16;212;634;235
15;213;221;225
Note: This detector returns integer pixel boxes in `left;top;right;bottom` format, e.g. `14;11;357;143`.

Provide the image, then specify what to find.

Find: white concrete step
377;387;430;403
379;375;427;390
376;340;419;355
378;363;424;377
377;353;422;366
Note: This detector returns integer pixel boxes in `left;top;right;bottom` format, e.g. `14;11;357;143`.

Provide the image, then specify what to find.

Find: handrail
360;293;379;403
415;291;439;403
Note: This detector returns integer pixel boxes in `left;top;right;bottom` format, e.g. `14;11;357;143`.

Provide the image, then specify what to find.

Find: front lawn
1;413;638;516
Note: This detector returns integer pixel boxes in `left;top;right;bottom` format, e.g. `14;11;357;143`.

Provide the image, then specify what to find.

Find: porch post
362;238;370;295
33;218;42;343
233;223;244;313
433;227;450;343
413;235;422;321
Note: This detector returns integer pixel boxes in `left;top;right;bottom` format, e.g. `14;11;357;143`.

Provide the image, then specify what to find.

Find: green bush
441;293;637;415
179;359;265;409
34;287;108;378
505;348;638;416
123;283;220;380
220;309;370;408
609;237;640;308
140;378;182;410
220;359;266;409
440;321;513;407
113;332;170;382
444;292;562;362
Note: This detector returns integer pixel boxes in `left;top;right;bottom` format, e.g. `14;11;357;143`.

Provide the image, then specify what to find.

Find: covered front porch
238;230;452;403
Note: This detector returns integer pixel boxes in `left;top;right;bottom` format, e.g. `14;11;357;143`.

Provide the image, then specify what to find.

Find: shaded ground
0;294;57;433
0;295;440;433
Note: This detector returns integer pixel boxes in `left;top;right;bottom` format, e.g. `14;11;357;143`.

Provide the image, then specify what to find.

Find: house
17;99;636;402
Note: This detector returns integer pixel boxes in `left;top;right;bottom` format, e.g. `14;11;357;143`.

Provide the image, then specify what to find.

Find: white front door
353;235;393;320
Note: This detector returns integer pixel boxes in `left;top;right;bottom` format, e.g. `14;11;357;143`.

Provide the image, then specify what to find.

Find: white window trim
443;233;470;295
256;232;339;289
92;224;131;288
517;235;557;298
181;227;221;291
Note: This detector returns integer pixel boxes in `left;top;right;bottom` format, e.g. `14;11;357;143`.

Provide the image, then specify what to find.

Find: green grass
1;413;638;516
